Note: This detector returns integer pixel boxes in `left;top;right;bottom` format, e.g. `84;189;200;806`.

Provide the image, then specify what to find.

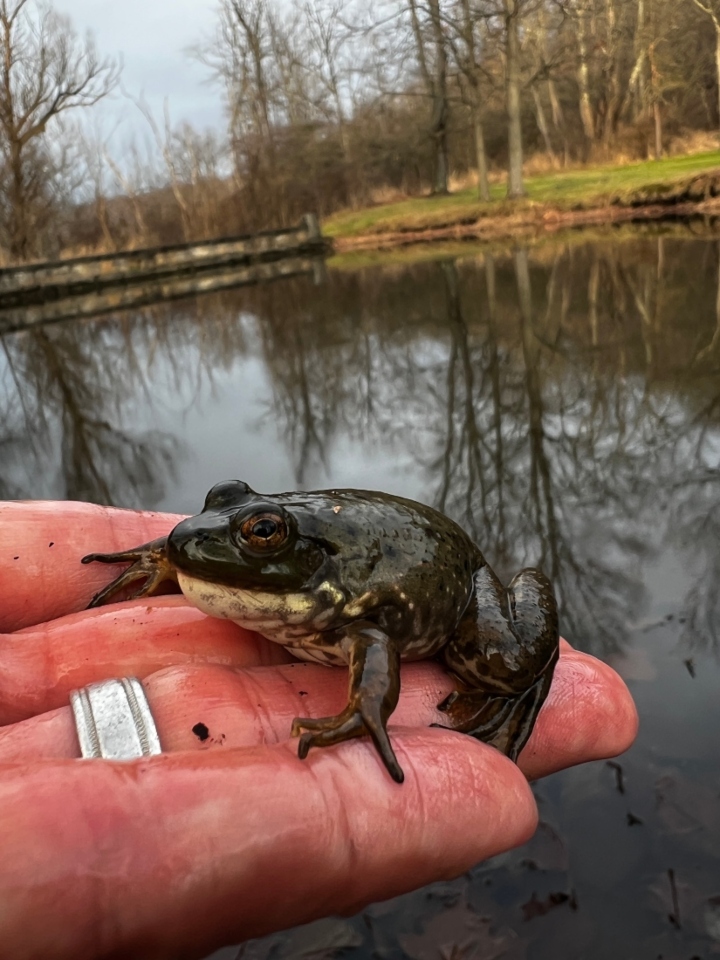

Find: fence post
301;213;321;241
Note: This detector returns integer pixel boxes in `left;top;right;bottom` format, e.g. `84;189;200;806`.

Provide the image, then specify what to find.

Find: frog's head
168;480;324;589
166;480;339;627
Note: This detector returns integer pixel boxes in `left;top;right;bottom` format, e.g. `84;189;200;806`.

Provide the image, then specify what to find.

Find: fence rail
0;214;328;306
0;254;326;336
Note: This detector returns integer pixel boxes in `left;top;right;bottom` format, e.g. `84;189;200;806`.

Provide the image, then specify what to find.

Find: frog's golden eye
239;511;288;550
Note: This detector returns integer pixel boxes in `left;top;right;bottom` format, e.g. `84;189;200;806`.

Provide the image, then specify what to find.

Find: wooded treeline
1;0;720;263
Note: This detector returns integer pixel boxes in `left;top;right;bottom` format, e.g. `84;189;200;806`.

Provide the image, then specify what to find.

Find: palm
0;501;637;959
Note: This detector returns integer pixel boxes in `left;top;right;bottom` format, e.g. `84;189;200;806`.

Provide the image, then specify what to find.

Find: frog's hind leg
436;565;559;763
81;537;175;608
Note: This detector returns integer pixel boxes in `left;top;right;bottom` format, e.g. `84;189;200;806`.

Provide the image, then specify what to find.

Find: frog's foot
81;537;175;608
291;705;404;784
436;688;513;739
434;669;554;763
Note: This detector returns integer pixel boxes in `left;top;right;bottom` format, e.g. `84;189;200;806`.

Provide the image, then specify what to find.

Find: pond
2;226;720;959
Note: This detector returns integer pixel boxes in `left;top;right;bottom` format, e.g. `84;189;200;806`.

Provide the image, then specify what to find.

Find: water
2;228;720;958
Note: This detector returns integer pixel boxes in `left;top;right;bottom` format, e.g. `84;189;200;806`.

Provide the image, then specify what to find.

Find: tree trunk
9;144;28;262
408;0;449;195
547;79;569;163
428;0;449;194
599;0;624;147
548;78;564;128
716;26;720;134
473;107;490;201
653;101;662;158
576;8;595;142
532;88;558;166
632;0;647;119
504;0;525;199
431;102;450;194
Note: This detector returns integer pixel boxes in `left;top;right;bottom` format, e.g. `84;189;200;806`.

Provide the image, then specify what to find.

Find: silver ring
70;678;162;760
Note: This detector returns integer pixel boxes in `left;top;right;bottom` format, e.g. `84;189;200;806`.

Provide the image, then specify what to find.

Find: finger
0;732;537;959
143;644;638;779
0;646;637;780
0;596;292;725
0;501;182;631
518;644;639;779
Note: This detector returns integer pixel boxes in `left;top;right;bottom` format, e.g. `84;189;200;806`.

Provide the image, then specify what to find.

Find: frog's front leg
437;565;559;763
81;537;176;608
291;622;404;783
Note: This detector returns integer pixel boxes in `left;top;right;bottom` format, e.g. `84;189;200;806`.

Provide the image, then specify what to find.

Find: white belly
177;572;347;665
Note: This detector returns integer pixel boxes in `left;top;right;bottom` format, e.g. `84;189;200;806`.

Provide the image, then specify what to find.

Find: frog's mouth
176;572;318;628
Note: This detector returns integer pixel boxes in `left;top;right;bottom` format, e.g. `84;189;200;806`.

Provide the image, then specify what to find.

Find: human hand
0;501;638;960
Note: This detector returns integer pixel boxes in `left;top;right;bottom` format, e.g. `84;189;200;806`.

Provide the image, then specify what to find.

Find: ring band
70;678;162;760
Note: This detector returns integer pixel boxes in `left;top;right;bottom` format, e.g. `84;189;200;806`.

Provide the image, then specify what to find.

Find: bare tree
688;0;720;132
504;0;525;197
408;0;450;194
0;0;118;260
447;0;493;199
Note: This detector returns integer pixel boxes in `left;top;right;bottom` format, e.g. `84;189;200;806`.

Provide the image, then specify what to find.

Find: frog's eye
238;511;288;550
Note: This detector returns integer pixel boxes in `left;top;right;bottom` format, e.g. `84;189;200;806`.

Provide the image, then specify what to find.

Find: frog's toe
435;670;555;762
293;710;365;757
83;537;174;608
292;707;404;783
435;690;512;739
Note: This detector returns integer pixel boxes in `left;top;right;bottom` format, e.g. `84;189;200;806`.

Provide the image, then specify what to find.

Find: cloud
59;0;225;133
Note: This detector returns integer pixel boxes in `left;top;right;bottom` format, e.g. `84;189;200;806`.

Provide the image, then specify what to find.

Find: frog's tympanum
83;481;559;783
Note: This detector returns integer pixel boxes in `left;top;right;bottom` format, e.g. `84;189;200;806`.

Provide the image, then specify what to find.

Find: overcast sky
59;0;226;136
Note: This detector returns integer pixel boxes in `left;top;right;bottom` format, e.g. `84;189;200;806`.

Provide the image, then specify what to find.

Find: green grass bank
325;151;720;247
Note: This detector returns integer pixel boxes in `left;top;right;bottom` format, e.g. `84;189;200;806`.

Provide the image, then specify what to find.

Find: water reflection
3;236;720;659
4;231;720;957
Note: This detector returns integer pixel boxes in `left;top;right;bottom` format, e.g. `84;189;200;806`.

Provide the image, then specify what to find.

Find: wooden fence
0;255;327;337
0;214;328;307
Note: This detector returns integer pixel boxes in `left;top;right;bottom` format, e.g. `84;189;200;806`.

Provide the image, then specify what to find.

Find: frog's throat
176;571;319;628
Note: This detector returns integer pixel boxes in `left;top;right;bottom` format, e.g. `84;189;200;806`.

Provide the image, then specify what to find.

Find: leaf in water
606;761;626;794
647;868;712;940
705;895;720;942
649;870;683;932
606;646;658;682
521;891;576;922
515;821;570;874
655;774;720;840
234;918;363;960
398;899;525;960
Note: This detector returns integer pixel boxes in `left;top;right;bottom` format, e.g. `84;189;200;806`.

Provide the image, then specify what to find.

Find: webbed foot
292;702;404;784
434;666;556;762
82;537;175;608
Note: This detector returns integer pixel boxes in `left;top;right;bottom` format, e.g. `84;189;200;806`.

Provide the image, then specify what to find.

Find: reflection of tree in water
0;326;174;504
0;282;263;505
252;238;720;658
3;237;720;657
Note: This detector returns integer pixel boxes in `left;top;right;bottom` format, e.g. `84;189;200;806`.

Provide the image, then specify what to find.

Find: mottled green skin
83;480;560;783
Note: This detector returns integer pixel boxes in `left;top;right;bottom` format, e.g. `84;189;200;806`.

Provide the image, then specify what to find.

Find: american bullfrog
83;481;559;783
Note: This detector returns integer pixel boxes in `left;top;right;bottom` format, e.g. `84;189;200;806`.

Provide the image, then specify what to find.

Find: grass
324;150;720;240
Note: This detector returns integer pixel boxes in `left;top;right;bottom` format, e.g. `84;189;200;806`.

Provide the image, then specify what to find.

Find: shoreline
332;197;720;252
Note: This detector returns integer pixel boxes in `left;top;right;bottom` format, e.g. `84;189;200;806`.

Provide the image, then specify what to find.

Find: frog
82;480;559;783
